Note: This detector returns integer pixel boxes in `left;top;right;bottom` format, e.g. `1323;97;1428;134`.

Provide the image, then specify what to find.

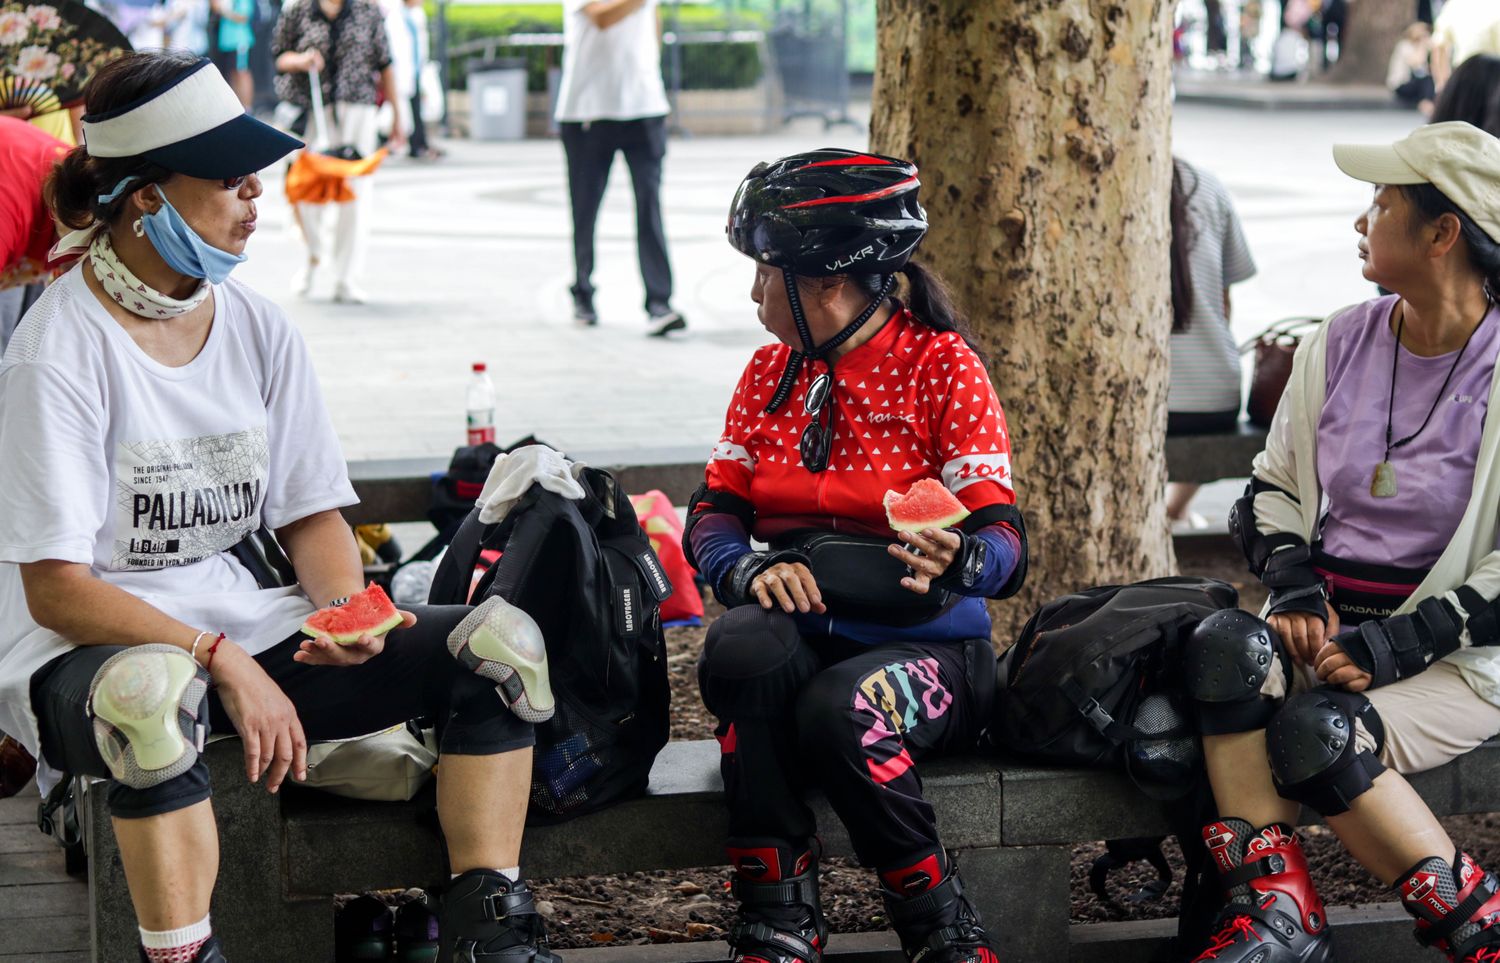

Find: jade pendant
1371;461;1398;498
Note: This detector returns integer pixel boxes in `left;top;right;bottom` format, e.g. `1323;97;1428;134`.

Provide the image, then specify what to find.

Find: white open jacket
1251;304;1500;706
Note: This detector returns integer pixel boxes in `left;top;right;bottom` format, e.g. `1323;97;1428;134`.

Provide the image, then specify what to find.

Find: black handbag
772;530;957;627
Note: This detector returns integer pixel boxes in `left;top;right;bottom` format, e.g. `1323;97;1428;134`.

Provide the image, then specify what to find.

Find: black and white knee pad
698;606;818;721
1185;609;1291;735
1267;688;1386;816
87;645;209;790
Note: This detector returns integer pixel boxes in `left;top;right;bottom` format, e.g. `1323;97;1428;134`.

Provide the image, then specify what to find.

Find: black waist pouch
773;530;957;627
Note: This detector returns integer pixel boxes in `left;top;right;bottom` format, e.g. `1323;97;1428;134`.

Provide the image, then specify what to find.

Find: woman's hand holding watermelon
210;644;309;794
752;562;827;615
888;528;961;596
295;585;416;666
294;609;418;666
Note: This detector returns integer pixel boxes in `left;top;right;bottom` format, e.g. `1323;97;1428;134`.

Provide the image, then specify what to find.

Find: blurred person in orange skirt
273;0;405;304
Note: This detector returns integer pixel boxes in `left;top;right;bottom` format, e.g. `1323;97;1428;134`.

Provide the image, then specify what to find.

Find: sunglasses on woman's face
221;175;249;191
799;370;835;473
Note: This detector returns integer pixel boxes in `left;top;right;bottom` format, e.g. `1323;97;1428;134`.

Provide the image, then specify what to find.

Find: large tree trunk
870;1;1176;642
1325;0;1411;84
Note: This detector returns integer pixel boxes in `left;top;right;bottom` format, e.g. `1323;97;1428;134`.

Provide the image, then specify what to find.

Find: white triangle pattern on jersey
702;312;1016;522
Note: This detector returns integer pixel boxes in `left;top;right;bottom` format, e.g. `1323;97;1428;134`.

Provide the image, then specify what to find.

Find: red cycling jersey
705;307;1015;539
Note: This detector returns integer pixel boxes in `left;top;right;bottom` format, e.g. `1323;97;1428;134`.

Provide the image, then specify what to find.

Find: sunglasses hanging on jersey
763;270;895;473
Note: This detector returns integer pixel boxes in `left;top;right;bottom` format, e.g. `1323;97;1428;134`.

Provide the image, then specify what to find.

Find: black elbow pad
682;482;757;572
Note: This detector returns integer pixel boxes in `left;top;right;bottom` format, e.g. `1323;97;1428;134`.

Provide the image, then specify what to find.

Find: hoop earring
132;217;144;238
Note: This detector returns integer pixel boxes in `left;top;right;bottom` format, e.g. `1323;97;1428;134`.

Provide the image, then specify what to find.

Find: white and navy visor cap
81;59;302;178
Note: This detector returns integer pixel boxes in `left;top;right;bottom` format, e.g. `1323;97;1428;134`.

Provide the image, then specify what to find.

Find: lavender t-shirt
1318;295;1500;569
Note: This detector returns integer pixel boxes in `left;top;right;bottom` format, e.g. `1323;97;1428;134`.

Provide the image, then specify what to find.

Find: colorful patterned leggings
699;606;995;868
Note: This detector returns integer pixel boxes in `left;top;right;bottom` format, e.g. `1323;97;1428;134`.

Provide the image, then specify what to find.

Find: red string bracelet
204;633;227;673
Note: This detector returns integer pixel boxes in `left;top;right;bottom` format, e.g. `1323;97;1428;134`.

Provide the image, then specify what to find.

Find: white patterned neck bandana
89;229;210;320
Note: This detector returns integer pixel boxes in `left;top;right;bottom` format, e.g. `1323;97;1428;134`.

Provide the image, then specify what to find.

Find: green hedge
432;3;766;91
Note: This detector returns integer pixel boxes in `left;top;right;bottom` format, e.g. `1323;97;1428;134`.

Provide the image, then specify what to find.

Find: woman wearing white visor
0;52;559;963
1182;122;1500;963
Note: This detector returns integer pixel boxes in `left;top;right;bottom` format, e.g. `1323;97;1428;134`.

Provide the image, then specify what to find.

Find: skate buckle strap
1418;872;1500;948
730;873;817;908
915;919;988;956
481;889;536;922
887;870;966;924
1218;854;1285;891
728;920;819;961
1227;900;1300;945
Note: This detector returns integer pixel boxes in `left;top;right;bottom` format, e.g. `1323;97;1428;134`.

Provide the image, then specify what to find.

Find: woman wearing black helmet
685;149;1027;963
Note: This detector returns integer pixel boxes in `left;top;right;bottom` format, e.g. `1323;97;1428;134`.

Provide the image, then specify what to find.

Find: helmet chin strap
763;270;895;414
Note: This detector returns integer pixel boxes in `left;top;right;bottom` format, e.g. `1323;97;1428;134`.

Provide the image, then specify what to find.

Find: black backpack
991;576;1237;780
991;576;1240;957
427;465;673;824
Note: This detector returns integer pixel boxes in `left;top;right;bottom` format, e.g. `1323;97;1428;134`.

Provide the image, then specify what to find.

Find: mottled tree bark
871;1;1176;641
1325;0;1411;85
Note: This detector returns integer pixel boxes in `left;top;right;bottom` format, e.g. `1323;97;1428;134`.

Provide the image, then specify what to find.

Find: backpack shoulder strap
427;507;489;605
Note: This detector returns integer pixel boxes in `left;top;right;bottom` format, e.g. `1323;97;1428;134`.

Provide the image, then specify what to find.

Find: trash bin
467;58;528;141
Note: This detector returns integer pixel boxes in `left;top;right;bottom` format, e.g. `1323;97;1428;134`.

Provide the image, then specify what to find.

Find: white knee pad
87;645;209;790
448;596;555;724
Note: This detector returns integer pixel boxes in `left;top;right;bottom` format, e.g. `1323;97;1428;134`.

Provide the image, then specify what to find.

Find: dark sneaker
1191;819;1333;962
646;303;686;337
571;285;597;326
438;870;559;963
1397;851;1500;962
336;895;394;962
726;838;826;963
883;862;1000;963
394;891;440;962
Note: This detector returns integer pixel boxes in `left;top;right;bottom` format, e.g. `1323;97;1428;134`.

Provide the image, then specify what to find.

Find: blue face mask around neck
140;184;248;284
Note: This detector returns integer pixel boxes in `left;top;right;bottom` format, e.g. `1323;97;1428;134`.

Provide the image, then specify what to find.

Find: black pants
409;90;429;156
559;116;673;309
699;607;994;870
30;603;532;819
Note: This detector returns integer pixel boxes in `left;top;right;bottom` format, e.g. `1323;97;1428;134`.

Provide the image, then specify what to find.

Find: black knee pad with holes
1185;609;1291;735
1267;688;1386;816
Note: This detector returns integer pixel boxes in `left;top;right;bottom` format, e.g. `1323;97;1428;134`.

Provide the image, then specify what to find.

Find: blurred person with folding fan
273;0;404;304
0;0;132;144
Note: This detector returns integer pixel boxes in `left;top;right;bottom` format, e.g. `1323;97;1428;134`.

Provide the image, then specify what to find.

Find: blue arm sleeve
961;523;1020;599
689;512;754;596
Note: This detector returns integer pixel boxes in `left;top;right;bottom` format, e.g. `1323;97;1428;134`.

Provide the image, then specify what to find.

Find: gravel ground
349;542;1486;950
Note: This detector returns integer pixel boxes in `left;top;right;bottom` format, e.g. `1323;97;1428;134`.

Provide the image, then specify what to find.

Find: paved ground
234;101;1424;464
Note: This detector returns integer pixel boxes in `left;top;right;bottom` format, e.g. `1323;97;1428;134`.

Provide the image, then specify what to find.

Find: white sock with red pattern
140;914;211;963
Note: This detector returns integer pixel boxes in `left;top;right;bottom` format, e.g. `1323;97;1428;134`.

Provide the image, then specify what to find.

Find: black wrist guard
1262;545;1328;618
1337;597;1464;688
719;550;812;608
931;529;987;594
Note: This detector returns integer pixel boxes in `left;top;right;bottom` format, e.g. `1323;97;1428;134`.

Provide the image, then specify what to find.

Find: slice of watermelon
302;583;404;644
883;478;970;533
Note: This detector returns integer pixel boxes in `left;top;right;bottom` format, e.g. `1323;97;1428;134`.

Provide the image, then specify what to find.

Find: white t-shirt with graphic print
0;266;357;766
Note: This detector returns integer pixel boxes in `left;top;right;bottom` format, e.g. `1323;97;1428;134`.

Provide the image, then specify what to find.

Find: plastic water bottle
466;362;496;446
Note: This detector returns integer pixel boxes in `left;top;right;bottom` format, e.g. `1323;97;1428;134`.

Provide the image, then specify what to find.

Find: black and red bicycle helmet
727;148;927;277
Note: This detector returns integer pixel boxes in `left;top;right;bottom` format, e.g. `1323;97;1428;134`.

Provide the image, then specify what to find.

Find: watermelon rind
884;479;970;533
301;584;404;644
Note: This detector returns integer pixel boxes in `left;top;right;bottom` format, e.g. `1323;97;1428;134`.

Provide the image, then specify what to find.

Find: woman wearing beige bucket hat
1179;121;1500;963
